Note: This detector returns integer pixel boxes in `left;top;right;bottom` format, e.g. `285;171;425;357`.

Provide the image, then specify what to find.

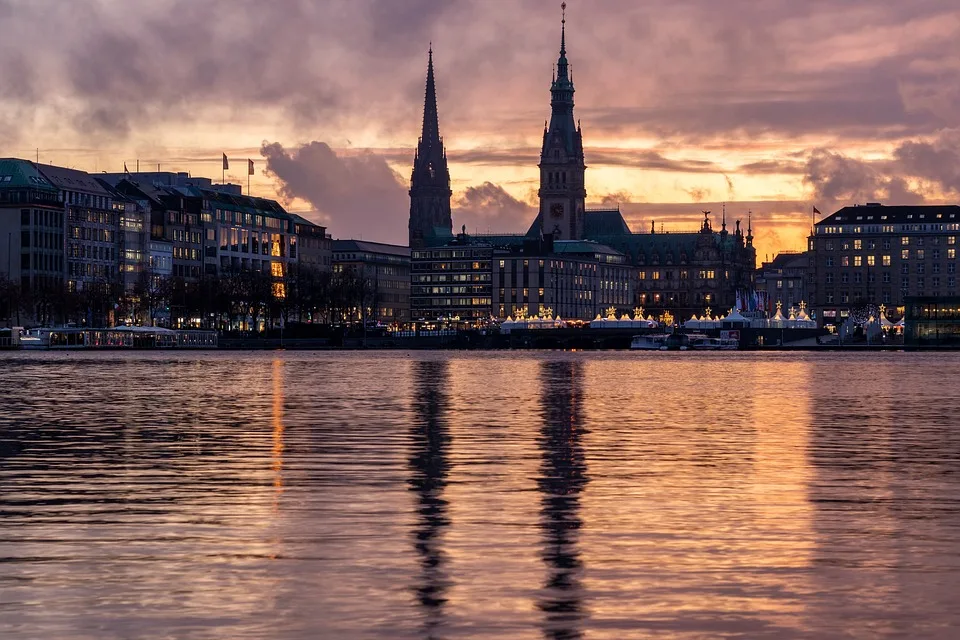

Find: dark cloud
803;148;925;207
260;141;408;243
738;160;806;175
894;130;960;194
684;187;710;203
2;0;959;146
453;182;535;234
593;191;636;207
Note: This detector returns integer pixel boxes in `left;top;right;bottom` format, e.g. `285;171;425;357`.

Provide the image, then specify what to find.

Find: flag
248;159;255;175
222;153;229;170
123;162;129;175
813;206;821;215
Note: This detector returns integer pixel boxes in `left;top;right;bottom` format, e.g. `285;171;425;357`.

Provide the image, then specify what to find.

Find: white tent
722;308;750;326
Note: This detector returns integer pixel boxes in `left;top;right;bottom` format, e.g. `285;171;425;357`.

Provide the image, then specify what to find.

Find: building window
882;255;891;266
854;256;862;267
825;257;834;267
917;249;925;260
901;236;910;246
854;239;862;250
902;249;910;260
841;256;850;267
867;255;875;267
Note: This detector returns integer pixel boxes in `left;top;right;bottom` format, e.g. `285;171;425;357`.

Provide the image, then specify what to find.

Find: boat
661;332;691;351
8;327;217;350
630;334;669;350
688;335;740;351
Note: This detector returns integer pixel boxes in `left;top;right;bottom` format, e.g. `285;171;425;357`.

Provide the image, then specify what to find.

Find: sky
2;0;960;260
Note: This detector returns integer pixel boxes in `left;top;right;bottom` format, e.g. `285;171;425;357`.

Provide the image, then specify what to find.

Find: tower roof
544;3;580;157
421;44;441;146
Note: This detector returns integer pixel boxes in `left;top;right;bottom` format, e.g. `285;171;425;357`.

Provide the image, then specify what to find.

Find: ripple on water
1;350;960;639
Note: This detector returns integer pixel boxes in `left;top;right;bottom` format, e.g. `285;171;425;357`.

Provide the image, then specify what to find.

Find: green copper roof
0;158;58;191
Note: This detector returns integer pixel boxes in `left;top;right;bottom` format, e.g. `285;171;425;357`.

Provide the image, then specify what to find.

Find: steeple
548;2;577;154
536;3;586;241
421;44;440;146
746;211;754;246
409;45;452;250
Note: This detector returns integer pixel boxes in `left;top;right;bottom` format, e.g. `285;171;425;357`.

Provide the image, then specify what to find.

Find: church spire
421;43;440;145
409;45;452;250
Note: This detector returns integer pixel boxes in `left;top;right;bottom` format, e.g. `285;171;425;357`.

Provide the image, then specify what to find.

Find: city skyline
3;1;960;258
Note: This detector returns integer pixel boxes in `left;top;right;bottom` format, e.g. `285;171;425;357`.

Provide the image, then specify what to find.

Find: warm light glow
272;358;285;498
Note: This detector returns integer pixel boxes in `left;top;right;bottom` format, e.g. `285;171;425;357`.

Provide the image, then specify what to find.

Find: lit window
867;256;875;267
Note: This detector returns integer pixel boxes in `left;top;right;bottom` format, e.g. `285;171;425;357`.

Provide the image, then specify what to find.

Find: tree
0;278;24;326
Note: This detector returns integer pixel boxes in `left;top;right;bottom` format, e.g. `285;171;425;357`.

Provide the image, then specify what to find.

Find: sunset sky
2;0;960;259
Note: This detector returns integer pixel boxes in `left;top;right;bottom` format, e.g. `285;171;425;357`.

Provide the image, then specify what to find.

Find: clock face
550;203;564;218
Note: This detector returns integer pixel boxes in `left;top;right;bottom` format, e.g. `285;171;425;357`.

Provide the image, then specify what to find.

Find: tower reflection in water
538;360;589;639
408;360;452;636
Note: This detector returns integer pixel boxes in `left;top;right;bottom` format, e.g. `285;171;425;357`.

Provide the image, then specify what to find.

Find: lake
1;351;959;639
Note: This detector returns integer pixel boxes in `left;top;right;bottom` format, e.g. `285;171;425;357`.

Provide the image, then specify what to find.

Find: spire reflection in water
538;360;589;639
408;360;452;636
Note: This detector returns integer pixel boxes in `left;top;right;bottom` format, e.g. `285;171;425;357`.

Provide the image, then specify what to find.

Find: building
530;8;586;241
101;170;242;196
411;233;493;325
33;163;121;299
408;47;453;250
584;212;756;320
755;251;809;316
904;297;960;347
809;203;960;327
111;179;300;283
404;9;756;324
291;214;332;272
0;159;65;297
492;237;632;320
333;240;410;324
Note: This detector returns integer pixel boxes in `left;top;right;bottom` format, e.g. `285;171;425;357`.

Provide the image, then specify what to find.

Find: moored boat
630;334;669;350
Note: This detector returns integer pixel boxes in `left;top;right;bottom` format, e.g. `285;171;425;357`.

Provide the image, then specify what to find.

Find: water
1;351;960;639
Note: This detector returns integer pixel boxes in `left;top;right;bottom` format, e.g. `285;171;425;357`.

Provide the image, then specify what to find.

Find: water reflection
272;358;285;501
537;360;589;639
408;360;452;637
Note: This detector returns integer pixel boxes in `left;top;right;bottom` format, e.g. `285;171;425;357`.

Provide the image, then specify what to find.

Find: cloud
893;129;960;194
453;181;535;234
803;148;925;207
593;190;635;206
260;140;408;243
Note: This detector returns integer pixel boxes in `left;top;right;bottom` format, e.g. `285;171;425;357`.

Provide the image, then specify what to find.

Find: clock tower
536;3;586;241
